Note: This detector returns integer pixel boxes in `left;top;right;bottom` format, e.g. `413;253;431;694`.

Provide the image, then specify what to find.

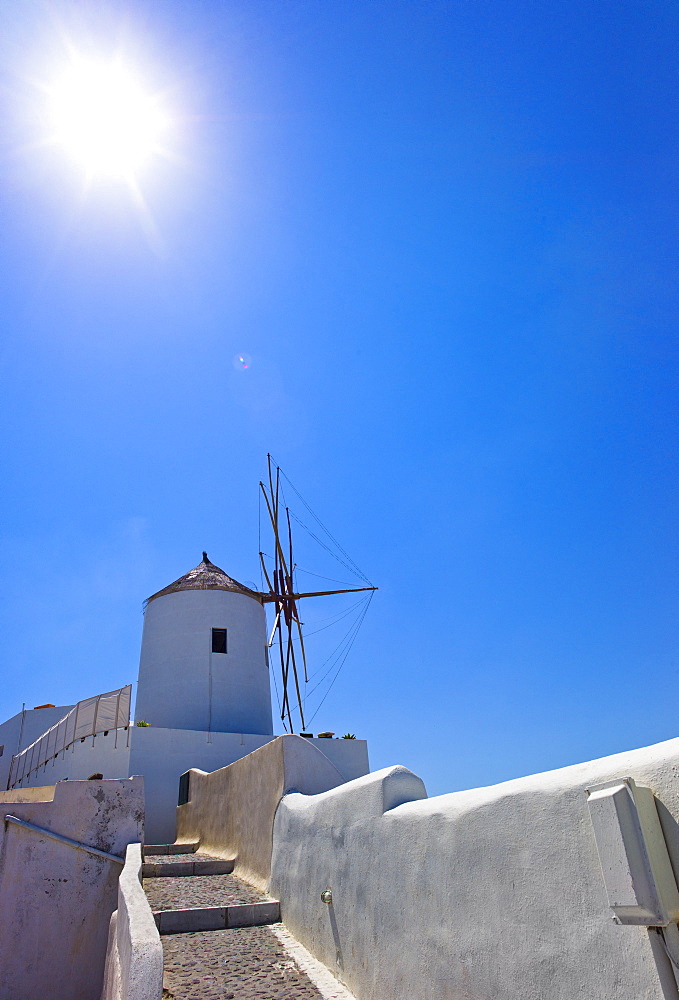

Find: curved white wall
270;741;679;1000
135;589;273;736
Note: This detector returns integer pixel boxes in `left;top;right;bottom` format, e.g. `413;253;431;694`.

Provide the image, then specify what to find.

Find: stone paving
144;870;266;911
161;926;327;1000
146;853;216;865
145;851;332;1000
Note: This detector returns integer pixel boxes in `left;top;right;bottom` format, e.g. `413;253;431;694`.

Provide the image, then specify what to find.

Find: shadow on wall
175;735;351;891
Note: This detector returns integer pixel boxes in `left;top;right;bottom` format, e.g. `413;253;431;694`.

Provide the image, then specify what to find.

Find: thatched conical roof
145;552;261;606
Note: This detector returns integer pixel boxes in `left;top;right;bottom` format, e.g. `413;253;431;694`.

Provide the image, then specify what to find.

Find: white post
114;688;121;749
92;693;101;746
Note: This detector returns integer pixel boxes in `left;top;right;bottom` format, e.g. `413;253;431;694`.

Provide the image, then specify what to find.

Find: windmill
259;455;377;734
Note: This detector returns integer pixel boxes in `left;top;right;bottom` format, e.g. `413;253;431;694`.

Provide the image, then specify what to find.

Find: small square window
211;628;227;654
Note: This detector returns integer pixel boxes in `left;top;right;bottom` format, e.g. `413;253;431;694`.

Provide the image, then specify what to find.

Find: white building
0;553;368;843
135;552;274;736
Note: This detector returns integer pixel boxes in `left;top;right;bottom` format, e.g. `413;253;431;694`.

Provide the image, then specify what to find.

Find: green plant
135;720;150;727
342;733;356;739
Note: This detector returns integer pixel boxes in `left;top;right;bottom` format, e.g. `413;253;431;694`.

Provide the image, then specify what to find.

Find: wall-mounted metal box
586;776;679;926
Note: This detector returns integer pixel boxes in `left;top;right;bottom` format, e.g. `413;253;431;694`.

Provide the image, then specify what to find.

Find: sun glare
48;57;169;178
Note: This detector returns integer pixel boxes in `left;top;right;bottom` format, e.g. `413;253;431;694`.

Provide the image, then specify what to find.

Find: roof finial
202;551;209;563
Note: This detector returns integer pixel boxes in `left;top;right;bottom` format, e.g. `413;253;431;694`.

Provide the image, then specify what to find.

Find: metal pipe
4;814;124;864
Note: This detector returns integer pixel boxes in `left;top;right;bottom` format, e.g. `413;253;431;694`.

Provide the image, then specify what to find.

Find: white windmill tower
135;553;274;737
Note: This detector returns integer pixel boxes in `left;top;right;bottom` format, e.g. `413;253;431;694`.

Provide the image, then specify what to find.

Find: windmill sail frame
259;455;376;733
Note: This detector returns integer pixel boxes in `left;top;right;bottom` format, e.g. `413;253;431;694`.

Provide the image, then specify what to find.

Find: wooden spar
288;505;309;682
260;482;295;584
277;616;291;730
294;617;309;682
286;506;307;721
274;465;281;569
273;467;280;613
288;637;306;730
261;586;377;602
266;457;296;730
259;552;275;593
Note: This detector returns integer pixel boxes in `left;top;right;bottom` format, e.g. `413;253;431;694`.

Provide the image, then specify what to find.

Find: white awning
7;684;131;788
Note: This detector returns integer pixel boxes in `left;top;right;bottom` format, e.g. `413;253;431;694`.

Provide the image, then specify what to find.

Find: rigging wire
306;593;374;727
271;594;371;723
268;455;371;584
259;550;369;598
289;510;370;583
305;594;372;688
294;566;361;588
271;636;293;732
302;595;371;636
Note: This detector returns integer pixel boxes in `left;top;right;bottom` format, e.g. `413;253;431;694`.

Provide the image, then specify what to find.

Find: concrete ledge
154;900;280;935
227;901;281;928
155;906;227;934
144;843;199;856
142;859;234;877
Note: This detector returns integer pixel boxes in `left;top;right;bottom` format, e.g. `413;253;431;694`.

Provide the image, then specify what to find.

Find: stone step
142;858;235;878
144;842;199;856
154;900;281;935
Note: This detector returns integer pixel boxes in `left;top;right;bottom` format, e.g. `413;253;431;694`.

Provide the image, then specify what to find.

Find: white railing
7;684;131;789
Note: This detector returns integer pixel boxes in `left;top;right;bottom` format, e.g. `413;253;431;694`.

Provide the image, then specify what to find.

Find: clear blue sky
1;1;677;797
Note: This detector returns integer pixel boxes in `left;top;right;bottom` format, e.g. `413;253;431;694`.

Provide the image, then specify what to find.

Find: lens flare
233;353;251;371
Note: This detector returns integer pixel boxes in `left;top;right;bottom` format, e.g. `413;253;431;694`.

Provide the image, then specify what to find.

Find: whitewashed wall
135;589;273;736
128;726;275;843
9;725;276;844
0;777;144;1000
176;735;361;889
270;739;679;1000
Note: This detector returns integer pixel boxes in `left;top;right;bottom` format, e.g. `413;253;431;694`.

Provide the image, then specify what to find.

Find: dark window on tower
211;628;227;654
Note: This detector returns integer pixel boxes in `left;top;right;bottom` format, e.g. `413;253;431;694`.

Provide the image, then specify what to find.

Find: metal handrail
4;814;124;864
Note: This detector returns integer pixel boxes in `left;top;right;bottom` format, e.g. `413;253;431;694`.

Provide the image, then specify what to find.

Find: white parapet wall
0;777;144;1000
270;738;679;1000
128;727;277;844
176;735;357;889
100;843;163;1000
8;725;288;845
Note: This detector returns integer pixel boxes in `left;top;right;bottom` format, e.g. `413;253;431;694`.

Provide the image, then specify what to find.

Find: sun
48;56;169;179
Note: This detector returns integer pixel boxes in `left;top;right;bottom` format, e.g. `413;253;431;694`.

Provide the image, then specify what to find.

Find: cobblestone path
144;869;265;911
143;851;333;1000
161;926;330;1000
145;852;220;864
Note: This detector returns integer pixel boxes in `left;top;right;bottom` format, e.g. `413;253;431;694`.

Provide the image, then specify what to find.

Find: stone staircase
143;843;333;1000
